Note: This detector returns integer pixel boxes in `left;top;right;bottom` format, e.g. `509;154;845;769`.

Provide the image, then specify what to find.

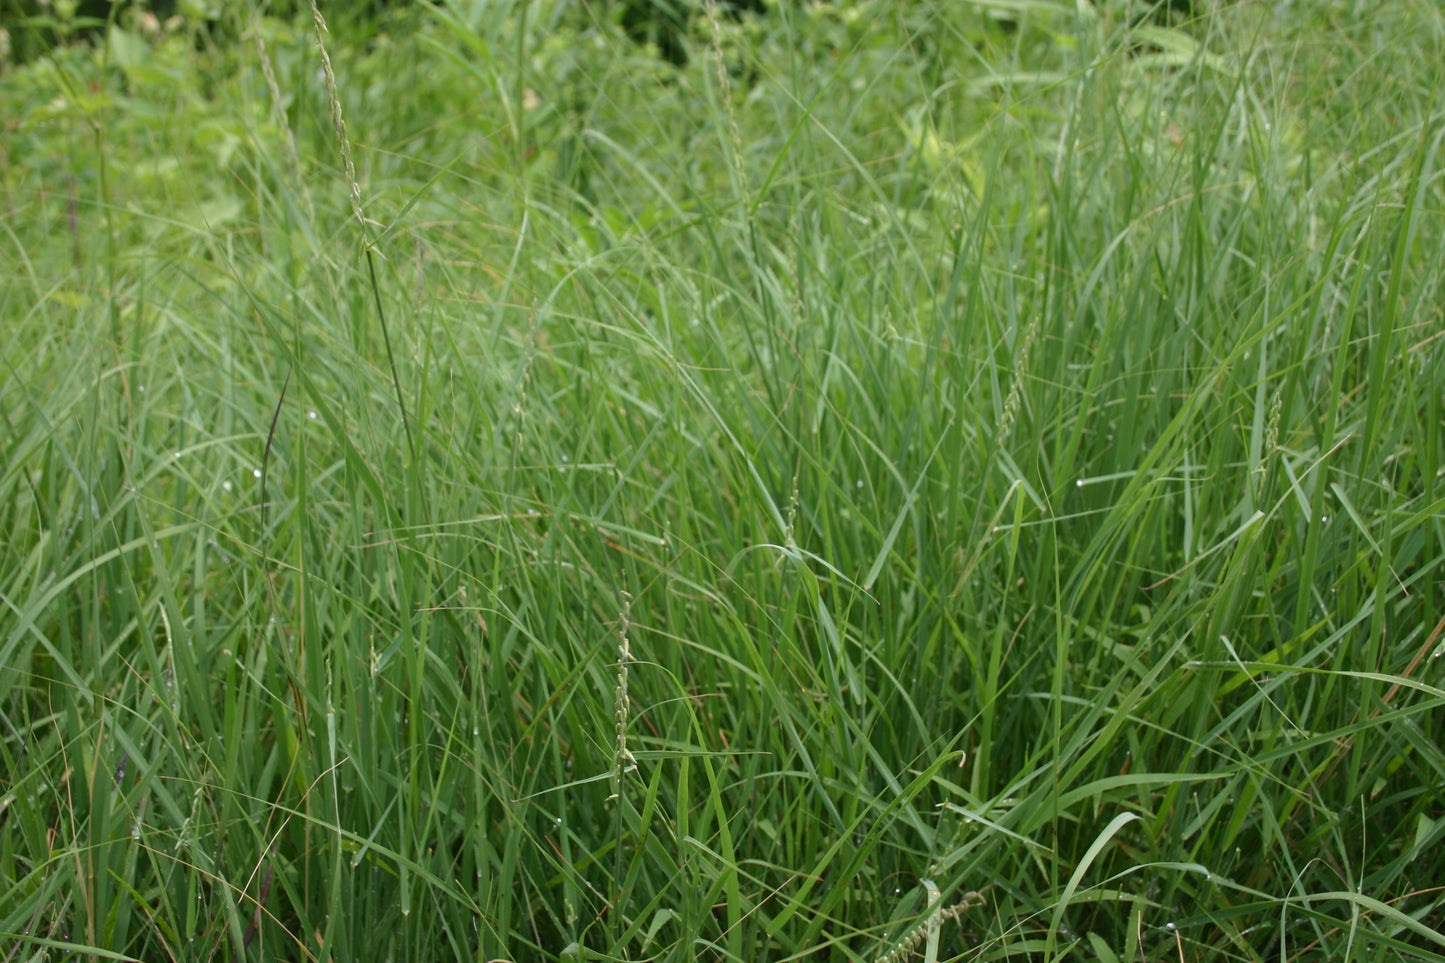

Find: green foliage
2;1;1443;960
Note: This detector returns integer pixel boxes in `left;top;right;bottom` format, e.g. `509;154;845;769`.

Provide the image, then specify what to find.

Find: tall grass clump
2;0;1443;960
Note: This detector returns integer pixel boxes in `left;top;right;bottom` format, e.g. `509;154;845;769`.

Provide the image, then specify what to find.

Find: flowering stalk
609;592;637;801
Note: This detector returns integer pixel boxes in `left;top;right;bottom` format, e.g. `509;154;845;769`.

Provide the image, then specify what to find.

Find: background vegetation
2;0;1443;960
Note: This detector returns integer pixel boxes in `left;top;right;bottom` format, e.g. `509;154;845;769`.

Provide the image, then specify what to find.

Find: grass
1;0;1443;960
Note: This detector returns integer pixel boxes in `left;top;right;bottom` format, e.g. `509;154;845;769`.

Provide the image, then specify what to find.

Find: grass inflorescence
1;0;1443;960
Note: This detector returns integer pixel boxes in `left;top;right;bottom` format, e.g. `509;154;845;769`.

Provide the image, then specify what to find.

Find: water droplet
253;469;262;478
308;410;318;419
856;480;863;488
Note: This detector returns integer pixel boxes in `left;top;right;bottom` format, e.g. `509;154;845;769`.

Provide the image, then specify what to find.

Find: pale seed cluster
703;0;752;216
307;1;366;230
874;891;986;963
252;17;314;224
995;314;1040;447
611;592;637;796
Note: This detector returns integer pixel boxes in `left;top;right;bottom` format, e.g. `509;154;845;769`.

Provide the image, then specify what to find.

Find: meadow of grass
1;0;1444;960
